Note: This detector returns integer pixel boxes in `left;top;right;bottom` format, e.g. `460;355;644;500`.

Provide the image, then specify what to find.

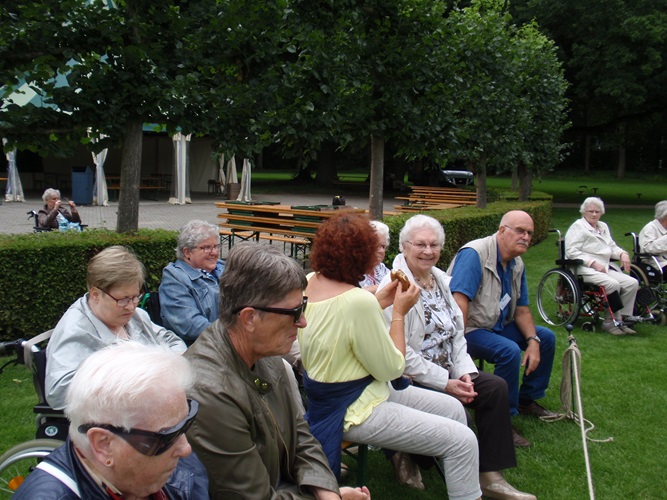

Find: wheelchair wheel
629;264;659;317
537;269;581;327
0;439;63;495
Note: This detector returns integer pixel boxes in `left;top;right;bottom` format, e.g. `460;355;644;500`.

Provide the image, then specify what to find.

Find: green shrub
0;228;177;339
383;194;552;270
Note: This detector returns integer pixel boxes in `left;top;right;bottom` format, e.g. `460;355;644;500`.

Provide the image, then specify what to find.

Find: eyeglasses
406;241;442;251
233;296;308;324
78;399;198;456
585;210;601;215
503;225;534;238
195;244;221;253
99;288;144;308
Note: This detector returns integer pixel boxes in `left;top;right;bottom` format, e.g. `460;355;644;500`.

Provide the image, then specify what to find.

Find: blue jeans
466;322;555;416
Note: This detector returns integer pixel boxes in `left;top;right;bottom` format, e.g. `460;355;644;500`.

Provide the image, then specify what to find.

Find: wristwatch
527;335;541;344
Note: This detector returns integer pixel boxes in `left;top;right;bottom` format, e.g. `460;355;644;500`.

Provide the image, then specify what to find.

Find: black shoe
518;401;558;418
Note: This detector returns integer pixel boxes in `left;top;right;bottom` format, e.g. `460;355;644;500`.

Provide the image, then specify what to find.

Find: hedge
0;228;177;339
383;194;552;271
0;193;551;340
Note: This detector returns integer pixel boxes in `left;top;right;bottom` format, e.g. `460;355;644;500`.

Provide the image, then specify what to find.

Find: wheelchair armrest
556;259;583;267
33;402;65;416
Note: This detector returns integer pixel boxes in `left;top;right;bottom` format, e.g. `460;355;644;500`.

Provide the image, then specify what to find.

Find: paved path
0;192;398;235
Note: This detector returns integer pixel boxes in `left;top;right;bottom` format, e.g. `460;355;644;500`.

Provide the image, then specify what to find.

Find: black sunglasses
233;296;308;324
78;399;199;456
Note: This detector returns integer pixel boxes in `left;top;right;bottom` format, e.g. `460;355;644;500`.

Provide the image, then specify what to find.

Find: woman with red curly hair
299;213;481;499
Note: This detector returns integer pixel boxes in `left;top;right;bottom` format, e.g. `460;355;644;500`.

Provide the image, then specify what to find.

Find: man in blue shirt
448;211;556;425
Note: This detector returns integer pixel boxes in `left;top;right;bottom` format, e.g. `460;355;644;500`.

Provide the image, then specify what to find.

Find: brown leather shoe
511;426;531;448
480;471;537;500
518;401;558;418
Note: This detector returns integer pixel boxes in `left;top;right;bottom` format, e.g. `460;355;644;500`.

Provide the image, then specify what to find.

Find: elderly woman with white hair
565;197;639;335
14;342;209;499
159;219;225;344
37;187;82;230
359;220;391;293
377;214;535;500
639;200;667;271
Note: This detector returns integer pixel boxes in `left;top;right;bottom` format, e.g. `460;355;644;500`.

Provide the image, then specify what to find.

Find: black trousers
463;371;517;472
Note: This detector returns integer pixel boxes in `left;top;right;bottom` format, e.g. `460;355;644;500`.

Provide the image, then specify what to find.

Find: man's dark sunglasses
233;296;308;324
78;399;198;456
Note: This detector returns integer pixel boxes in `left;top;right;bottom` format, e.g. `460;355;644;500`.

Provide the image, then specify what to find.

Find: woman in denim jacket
160;220;225;345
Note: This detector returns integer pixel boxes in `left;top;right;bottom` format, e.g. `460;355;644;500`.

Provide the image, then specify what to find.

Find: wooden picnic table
215;202;366;262
106;176;166;200
394;185;478;212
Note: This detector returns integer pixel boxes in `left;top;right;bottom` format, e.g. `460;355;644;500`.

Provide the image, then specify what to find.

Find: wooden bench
394;185;478;212
107;184;165;201
216;202;366;263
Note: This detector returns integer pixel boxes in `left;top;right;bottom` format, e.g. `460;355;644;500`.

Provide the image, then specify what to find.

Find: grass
1;187;665;498
248;167;666;206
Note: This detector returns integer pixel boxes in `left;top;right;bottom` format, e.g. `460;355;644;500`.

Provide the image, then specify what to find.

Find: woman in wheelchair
45;246;186;410
37;188;82;230
639;201;667;272
565;197;639;335
13;342;209;499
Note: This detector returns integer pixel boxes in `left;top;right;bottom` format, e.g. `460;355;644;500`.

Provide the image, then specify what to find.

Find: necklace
414;273;435;291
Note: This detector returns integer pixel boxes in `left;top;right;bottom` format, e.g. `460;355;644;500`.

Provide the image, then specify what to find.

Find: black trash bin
71;166;94;205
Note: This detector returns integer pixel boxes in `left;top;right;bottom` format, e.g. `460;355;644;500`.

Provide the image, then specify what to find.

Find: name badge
499;293;511;310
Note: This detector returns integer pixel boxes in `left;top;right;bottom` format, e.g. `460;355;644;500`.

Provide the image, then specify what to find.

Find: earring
105;458;113;467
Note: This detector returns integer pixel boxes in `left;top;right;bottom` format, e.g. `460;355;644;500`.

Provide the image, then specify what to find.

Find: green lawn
1;193;665;498
250;168;666;206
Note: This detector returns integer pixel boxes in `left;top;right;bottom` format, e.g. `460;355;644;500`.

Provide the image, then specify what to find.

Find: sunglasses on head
78;399;198;456
232;296;308;324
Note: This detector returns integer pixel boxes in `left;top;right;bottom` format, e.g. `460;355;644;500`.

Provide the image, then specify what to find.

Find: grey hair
87;245;146;292
176;219;219;259
398;214;445;251
218;243;307;329
655;201;667;221
370;220;390;244
580;197;605;215
42;188;61;203
67;342;193;454
86;245;146;292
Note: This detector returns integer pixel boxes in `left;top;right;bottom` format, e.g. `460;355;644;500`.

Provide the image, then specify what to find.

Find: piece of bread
391;269;410;291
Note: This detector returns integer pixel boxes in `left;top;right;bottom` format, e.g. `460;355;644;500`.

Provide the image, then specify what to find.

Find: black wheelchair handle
0;338;26;357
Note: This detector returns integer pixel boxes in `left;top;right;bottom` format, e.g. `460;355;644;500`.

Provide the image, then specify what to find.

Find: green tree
0;0;199;232
511;0;667;177
441;0;568;206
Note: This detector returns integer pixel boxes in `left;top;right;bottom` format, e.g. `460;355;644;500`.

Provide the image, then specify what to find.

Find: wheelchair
0;331;67;496
536;229;647;331
26;211;51;233
625;232;667;325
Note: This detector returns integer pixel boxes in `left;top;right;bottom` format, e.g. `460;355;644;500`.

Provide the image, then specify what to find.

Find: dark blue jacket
13;438;209;499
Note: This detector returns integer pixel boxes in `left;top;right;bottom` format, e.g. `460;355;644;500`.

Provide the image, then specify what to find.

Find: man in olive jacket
184;243;369;499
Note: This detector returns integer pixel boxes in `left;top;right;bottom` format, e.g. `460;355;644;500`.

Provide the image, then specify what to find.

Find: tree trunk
617;122;626;179
476;155;487;209
116;118;143;233
511;166;518;191
517;163;532;201
368;135;384;220
584;134;591;173
315;141;337;187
